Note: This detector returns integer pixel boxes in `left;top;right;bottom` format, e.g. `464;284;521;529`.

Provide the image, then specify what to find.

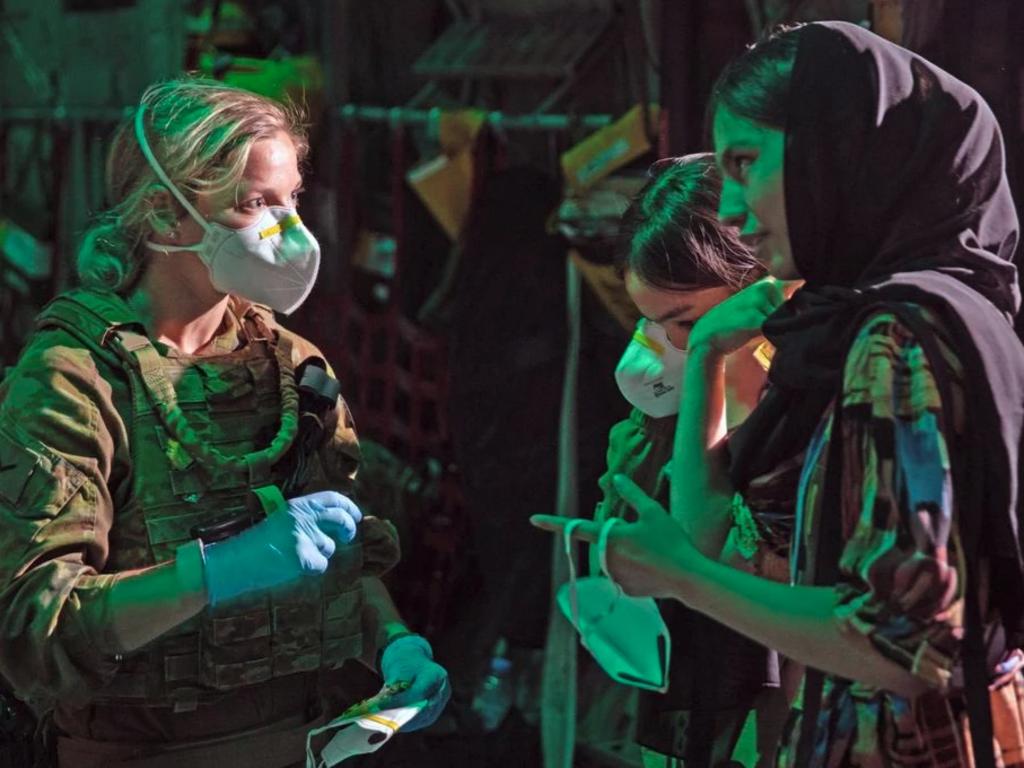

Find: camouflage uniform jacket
0;289;399;743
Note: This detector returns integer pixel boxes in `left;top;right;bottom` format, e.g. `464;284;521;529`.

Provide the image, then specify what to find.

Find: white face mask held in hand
135;105;321;315
556;517;671;692
614;319;687;418
305;686;425;768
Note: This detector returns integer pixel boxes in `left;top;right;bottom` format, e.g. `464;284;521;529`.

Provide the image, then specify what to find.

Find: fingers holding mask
530;515;601;543
531;477;696;599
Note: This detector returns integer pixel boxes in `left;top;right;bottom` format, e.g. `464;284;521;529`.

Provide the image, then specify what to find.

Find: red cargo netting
327;295;451;464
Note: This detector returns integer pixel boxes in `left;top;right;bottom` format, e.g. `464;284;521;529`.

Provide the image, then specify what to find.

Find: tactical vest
36;289;365;712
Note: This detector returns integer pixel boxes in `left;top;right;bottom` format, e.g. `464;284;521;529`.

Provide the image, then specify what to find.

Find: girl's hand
531;475;706;599
688;278;786;357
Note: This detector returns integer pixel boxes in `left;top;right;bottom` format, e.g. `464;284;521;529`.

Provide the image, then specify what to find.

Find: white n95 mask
556;517;671;692
305;698;425;768
615;319;687;418
134;105;321;315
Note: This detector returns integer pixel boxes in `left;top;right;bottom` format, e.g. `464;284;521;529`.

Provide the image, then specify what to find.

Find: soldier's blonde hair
78;77;309;292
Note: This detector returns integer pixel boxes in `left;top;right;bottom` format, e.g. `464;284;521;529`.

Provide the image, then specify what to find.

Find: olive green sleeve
0;334;130;710
318;396;361;493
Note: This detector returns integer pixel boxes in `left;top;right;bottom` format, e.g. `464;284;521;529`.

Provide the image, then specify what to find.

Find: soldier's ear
144;186;185;241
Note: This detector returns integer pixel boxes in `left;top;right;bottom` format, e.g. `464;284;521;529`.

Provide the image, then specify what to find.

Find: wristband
249;484;289;516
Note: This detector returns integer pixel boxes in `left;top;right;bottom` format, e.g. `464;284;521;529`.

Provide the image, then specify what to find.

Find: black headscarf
727;23;1024;575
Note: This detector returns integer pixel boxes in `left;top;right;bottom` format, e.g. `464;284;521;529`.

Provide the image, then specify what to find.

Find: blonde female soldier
0;78;448;768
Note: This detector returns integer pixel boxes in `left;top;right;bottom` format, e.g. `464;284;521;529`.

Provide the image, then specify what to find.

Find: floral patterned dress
775;310;1024;768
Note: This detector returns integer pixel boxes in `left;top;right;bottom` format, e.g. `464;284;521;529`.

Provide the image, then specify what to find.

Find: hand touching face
625;270;735;351
686;277;787;357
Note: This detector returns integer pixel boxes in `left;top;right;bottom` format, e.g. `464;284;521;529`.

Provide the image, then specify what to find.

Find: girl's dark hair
617;153;762;290
709;25;801;130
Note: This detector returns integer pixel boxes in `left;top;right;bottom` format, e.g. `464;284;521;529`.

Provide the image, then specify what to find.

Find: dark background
1;1;1021;765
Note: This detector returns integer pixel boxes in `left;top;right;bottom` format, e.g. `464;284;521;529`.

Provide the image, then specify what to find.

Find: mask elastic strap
597;517;624;596
134;103;211;234
562;519;585;634
563;517;623;637
144;242;196;254
632;322;665;357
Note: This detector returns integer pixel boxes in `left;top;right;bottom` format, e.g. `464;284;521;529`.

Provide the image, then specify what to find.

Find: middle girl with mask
594;154;792;768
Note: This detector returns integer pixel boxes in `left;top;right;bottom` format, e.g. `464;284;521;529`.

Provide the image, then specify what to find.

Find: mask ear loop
562;519;586;635
591;517;626;634
134;103;211;235
563;517;624;647
597;517;624;596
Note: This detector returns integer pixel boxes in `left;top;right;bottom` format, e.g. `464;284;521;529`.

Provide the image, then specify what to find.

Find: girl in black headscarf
535;21;1024;768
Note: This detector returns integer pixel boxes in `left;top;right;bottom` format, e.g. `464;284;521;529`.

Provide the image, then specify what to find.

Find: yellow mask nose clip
258;213;302;240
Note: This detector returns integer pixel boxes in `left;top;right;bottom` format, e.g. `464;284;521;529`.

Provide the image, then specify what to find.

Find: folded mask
305;690;425;768
556;517;671;692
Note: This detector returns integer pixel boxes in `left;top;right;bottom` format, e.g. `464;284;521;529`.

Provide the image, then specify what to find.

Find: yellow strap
632;327;665;357
753;340;775;371
258;213;302;240
363;714;401;731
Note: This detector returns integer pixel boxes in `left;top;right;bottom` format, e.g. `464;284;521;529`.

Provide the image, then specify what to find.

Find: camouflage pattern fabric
0;289;399;745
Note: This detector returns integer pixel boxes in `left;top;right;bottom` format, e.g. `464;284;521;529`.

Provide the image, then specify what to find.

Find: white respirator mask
135;105;320;315
556;517;671;692
614;318;688;418
305;700;425;768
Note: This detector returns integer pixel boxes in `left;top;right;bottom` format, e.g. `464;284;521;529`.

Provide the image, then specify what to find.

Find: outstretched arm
534;477;928;698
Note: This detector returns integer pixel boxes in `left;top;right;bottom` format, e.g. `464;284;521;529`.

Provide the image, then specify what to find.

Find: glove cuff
248;484;289;517
199;537;226;606
200;537;249;606
379;632;432;674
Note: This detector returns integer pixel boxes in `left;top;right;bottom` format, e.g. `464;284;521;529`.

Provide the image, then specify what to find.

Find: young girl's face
624;270;734;350
713;105;798;281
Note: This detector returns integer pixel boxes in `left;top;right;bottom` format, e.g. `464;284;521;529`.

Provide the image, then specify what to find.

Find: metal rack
0;107;134;122
413;15;611;81
336;103;614;133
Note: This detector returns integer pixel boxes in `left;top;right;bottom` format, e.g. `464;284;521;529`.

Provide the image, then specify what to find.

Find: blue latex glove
202;490;362;605
379;634;451;732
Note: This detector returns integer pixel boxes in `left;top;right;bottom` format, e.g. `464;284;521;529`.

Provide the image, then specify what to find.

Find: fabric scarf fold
725;22;1024;604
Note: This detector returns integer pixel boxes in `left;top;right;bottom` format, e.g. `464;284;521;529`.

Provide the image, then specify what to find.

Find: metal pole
541;255;583;768
337;104;614;133
0;107;134;122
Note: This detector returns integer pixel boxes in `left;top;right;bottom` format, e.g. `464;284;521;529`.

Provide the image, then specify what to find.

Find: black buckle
296;358;341;412
190;512;259;545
